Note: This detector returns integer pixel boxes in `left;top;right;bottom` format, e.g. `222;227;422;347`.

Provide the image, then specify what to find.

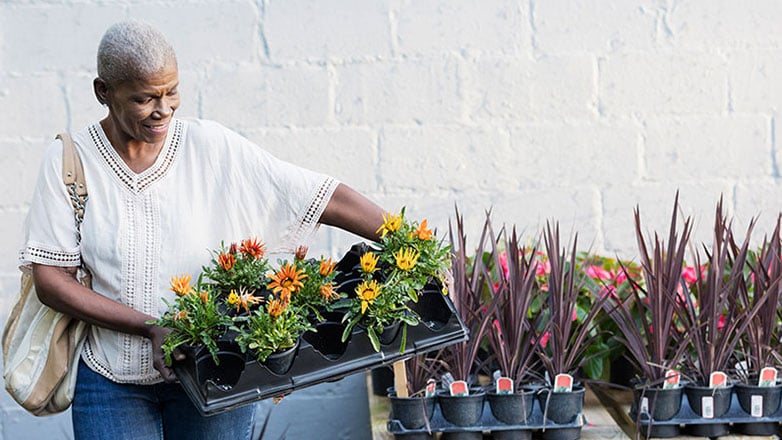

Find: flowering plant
288;246;343;320
233;292;314;363
341;208;452;352
153;274;233;365
202;237;271;295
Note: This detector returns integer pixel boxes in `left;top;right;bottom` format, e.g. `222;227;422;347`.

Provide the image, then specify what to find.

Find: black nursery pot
388;392;436;430
631;384;683;438
487;389;535;424
303;312;351;361
734;382;782;435
536;385;585;424
260;339;299;376
683;384;732;437
437;388;486;427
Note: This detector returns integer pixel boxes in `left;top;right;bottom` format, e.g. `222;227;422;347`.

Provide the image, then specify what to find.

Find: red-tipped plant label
709;371;727;388
496;377;513;395
425;379;436;397
554;374;573;393
759;367;778;387
663;370;680;389
450;380;469;397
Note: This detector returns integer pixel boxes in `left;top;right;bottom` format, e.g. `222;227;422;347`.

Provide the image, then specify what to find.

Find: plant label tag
496;377;513;395
663;370;680;389
554;374;573;393
701;396;714;418
450;380;469;397
759;367;778;387
441;372;454;391
640;397;649;415
425;379;436;397
709;371;727;388
492;370;502;382
751;395;764;417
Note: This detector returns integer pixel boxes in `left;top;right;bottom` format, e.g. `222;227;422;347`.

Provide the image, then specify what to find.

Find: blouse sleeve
18;139;81;269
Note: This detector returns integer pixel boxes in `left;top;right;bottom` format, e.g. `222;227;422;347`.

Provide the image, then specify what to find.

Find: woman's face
97;61;180;147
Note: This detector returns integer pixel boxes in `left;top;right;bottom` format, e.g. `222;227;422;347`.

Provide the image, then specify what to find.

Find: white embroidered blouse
19;118;339;384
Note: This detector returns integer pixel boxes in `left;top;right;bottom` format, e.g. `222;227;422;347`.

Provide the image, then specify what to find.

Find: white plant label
701;396;714;418
759;367;778;387
640;397;649;415
751;395;764;417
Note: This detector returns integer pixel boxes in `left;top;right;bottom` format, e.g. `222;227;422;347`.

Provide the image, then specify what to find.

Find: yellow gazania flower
267;263;307;300
356;279;382;314
320;282;339;301
267;298;288;318
376;212;403;238
218;252;236;271
239;237;266;259
319;257;336;277
227;290;240;307
233;289;263;313
394;247;420;271
170;274;193;297
411;219;433;241
359;252;379;274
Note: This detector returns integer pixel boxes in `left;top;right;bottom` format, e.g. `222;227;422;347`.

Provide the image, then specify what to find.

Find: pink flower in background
682;265;707;286
498;251;509;279
599;285;618;300
718;314;726;330
571;308;578;322
614;270;628;285
535;258;551;276
539;332;550;348
492;318;502;336
585;265;612;281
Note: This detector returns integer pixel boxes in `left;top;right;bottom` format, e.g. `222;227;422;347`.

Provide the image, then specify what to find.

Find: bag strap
57;133;88;233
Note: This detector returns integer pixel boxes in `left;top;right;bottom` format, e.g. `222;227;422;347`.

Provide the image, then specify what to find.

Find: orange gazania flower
173;310;187;321
268;263;307;301
239;237;265;259
170;274;193;297
320;282;339;301
376;212;403;238
360;252;379;274
411;219;433;241
267;298;288;318
394;247;420;271
319;257;336;277
218;252;236;271
356;279;382;314
199;291;210;304
294;245;309;261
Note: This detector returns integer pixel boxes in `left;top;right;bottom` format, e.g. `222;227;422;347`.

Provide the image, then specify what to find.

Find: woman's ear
93;77;109;106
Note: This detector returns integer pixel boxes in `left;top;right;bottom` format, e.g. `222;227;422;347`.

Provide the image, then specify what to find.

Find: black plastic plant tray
635;390;782;428
386;392;584;435
174;244;469;416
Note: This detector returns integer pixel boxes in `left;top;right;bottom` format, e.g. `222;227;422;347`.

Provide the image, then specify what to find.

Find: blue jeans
72;360;255;440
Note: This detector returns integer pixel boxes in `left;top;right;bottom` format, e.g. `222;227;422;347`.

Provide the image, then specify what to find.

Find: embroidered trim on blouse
20;245;81;267
284;177;340;251
89;119;183;193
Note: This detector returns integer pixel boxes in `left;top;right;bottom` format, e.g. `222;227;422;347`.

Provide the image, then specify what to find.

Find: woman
20;20;385;439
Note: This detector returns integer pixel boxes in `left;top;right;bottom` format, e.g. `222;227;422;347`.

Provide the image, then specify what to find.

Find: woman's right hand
148;325;184;383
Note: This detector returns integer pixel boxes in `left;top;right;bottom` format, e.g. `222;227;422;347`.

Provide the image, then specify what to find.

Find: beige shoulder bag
2;133;91;416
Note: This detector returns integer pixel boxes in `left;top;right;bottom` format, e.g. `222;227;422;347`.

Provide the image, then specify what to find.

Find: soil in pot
438;389;486;427
536;385;585;424
388;392;436;430
260;339;299;375
487;389;535;424
683;384;732;437
734;382;782;435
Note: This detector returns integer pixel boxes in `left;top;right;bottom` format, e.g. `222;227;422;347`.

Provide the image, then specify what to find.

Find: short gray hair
97;20;177;85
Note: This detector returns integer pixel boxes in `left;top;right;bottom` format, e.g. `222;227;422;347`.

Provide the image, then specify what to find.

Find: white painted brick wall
3;0;782;437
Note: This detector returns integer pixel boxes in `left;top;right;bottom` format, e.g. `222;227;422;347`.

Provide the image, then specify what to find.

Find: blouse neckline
88;119;184;193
